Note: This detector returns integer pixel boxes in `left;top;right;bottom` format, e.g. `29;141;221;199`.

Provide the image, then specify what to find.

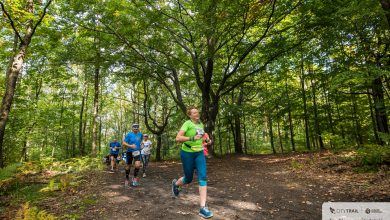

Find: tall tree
142;81;174;161
0;0;52;167
104;0;304;156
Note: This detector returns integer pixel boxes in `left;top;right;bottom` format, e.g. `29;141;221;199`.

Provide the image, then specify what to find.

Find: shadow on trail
93;156;326;220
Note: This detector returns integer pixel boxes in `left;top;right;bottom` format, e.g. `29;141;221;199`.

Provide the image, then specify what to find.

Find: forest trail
19;153;390;219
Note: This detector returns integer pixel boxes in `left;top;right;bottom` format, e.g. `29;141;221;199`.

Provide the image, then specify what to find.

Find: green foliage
59;174;73;192
355;145;390;170
47;179;58;192
15;202;57;220
0;163;22;180
10;184;47;207
18;156;103;176
0;0;389;164
59;214;80;220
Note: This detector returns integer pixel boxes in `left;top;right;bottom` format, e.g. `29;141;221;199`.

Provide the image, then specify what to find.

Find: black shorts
126;152;141;165
110;154;119;159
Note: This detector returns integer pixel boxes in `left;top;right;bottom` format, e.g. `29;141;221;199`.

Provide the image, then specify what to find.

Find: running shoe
199;206;213;218
171;179;180;197
143;173;146;178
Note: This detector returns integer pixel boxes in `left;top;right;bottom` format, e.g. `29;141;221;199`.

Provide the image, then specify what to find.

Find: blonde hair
186;105;198;117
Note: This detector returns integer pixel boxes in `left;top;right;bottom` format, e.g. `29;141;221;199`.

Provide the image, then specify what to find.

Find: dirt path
38;153;390;219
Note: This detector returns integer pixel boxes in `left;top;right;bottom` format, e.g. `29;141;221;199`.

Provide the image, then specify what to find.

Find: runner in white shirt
141;134;152;177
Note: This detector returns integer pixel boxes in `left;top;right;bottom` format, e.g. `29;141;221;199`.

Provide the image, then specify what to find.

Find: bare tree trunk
286;80;296;151
372;78;389;138
0;0;52;167
91;51;100;157
156;134;162;161
98;78;104;153
227;125;231;154
79;84;87;155
21;139;28;162
142;81;172;161
53;90;66;157
277;120;283;153
311;78;325;150
300;54;311;150
335;98;346;142
218;115;223;156
324;87;335;148
72;119;76;157
367;89;380;144
268;113;276;154
351;91;363;147
82;87;89;152
243;114;248;154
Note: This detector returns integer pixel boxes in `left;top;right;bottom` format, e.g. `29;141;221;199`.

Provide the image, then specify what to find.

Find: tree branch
0;1;23;42
30;0;53;39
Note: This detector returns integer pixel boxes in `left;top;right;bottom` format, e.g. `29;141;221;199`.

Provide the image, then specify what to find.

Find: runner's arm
176;130;202;142
122;141;136;149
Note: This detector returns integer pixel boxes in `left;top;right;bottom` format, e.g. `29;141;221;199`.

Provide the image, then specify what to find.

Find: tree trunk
53;91;66;157
72;120;76;157
277;120;283;153
0;0;52;167
324;88;335;148
372;78;389;137
380;0;390;27
0;45;29;167
311;78;324;150
286;80;296;151
79;84;87;155
233;114;243;154
336;100;346;141
243;114;248;154
82;87;89;153
227;125;231;154
91;52;100;157
156;134;162;161
218;115;223;156
367;89;380;144
268;113;276;154
351;92;363;147
142;81;172;161
300;55;311;150
201;99;219;156
98;78;104;153
21;139;28;162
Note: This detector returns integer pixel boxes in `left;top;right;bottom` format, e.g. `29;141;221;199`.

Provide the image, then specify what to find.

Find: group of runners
108;124;152;186
107;105;213;218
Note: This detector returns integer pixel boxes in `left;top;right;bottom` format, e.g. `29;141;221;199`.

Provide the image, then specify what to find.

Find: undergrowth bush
355;145;390;171
15;202;57;220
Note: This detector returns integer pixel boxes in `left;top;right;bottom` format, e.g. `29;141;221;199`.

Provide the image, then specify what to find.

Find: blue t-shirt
109;142;121;155
124;131;143;152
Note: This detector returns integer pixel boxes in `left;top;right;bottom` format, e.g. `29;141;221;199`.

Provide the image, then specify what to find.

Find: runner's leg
195;151;207;207
133;155;141;185
125;152;133;185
